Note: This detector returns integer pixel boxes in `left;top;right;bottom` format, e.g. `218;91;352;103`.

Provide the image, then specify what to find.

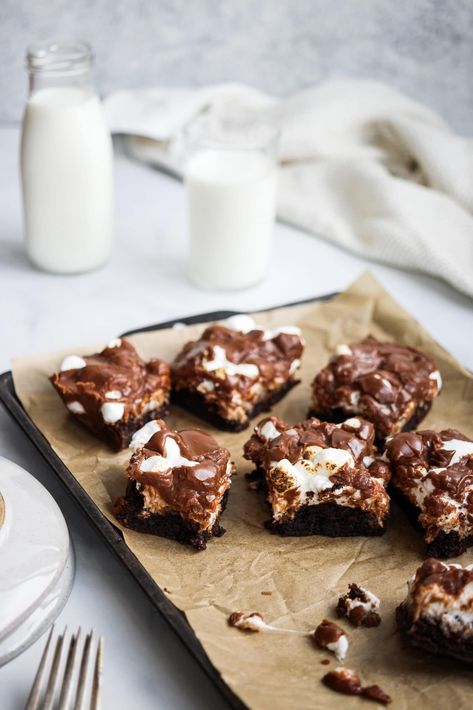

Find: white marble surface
0;125;472;709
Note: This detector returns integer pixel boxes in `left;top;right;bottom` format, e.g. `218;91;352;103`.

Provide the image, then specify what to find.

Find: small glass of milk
183;116;279;290
20;41;114;274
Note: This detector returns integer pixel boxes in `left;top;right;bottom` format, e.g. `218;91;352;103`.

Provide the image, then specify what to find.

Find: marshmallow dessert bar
397;558;473;664
172;315;304;432
385;429;473;558
243;415;391;536
310;336;441;442
113;419;233;550
50;339;171;451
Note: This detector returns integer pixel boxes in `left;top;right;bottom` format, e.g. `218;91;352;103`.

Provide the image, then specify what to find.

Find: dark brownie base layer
308;400;432;445
396;602;473;664
265;502;385;537
172;379;299;432
389;486;473;558
114;480;228;551
73;404;170;451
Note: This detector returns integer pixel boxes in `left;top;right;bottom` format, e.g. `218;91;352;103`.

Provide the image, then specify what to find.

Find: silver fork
25;626;104;710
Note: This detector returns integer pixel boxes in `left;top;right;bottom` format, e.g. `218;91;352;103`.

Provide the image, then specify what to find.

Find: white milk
21;87;113;273
185;149;277;290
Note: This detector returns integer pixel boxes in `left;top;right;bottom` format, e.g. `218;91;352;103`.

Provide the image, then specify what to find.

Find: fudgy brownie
385;428;473;558
397;558;473;664
310;336;441;442
50;338;171;450
243;415;391;536
113;419;233;550
172;315;304;432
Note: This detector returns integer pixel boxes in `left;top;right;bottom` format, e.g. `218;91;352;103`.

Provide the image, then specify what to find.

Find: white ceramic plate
0;546;75;666
0;457;72;648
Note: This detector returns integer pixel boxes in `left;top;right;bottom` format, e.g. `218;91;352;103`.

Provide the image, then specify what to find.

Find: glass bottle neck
26;40;96;98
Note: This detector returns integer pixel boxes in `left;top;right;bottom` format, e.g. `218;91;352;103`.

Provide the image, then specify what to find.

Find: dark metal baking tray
0;293;336;710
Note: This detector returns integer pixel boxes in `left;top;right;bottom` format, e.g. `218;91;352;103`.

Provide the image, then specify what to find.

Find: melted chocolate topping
51;339;171;422
172;324;303;422
411;558;473;599
244;416;378;468
322;668;391;704
127;420;231;528
312;336;440;438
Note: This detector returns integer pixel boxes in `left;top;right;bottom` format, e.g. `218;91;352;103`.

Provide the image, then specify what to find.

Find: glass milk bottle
184;117;279;290
20;41;113;273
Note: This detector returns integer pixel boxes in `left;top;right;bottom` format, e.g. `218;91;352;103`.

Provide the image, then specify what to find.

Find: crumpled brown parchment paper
11;273;473;709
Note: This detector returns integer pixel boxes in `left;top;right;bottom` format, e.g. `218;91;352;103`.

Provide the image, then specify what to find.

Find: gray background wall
1;0;473;132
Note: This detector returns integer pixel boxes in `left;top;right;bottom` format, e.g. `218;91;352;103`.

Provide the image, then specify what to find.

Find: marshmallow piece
343;417;361;429
105;390;122;400
441;438;473;466
225;314;258;333
60;355;86;372
327;634;349;662
130;420;162;451
139;436;198;473
204;345;259;379
199;379;215;392
101;402;125;423
335;344;352;356
107;338;122;348
429;370;443;391
263;325;302;340
289;358;301;375
259;420;281;441
67;401;85;414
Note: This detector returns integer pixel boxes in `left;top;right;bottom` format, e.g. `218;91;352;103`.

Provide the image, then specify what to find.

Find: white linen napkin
104;79;473;297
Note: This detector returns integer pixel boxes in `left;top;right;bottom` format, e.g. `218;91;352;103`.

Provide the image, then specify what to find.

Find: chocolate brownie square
50;338;171;451
397;558;473;664
113;419;233;550
172;315;304;432
310;336;441;442
385;428;473;558
243;415;391;536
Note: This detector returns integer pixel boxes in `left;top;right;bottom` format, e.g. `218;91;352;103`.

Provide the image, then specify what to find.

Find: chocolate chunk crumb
323;667;391;705
313;619;348;661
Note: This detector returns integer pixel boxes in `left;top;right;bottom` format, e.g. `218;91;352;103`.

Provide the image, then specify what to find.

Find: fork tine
90;637;104;710
24;625;54;710
42;626;67;710
73;630;93;710
57;628;81;710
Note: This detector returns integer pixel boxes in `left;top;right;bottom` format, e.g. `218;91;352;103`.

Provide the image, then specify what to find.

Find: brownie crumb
228;612;266;632
336;583;381;627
